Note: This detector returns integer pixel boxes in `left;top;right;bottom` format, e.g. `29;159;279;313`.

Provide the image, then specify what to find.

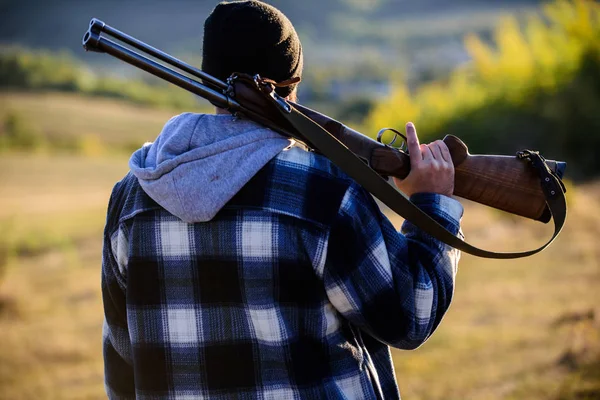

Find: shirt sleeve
102;223;136;399
323;182;463;350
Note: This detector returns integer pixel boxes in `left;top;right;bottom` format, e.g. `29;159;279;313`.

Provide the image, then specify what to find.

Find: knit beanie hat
202;0;303;97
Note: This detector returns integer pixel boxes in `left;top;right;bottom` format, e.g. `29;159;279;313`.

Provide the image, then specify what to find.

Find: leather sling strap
277;105;567;259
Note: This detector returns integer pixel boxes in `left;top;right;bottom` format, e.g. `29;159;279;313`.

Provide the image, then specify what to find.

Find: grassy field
0;92;211;151
0;93;598;399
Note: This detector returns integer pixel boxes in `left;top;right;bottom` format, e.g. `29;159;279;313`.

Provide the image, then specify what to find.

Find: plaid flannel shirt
102;146;463;399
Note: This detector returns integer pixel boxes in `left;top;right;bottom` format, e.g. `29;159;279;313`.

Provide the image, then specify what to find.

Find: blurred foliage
0;231;8;286
0;46;379;124
0;110;107;155
0;48;201;110
367;0;600;180
336;97;377;125
555;317;600;400
0;92;181;156
0;111;46;151
558;357;600;399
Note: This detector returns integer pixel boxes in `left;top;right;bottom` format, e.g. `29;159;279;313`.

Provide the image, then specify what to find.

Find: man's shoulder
105;172;161;233
228;146;356;228
273;146;350;179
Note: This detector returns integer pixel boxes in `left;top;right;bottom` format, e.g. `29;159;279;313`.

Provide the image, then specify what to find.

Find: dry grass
0;92;205;149
388;186;600;400
0;93;598;399
0;153;127;399
0;242;106;400
1;153;597;400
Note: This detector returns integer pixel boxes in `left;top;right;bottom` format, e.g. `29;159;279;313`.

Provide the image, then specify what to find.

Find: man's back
102;116;462;398
102;3;463;398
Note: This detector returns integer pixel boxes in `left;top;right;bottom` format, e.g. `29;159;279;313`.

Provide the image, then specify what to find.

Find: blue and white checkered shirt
102;146;463;399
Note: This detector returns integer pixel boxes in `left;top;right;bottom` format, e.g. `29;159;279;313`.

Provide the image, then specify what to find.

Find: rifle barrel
82;21;307;142
89;18;227;91
82;29;234;110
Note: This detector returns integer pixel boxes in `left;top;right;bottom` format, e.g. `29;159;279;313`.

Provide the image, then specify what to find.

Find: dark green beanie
202;0;303;97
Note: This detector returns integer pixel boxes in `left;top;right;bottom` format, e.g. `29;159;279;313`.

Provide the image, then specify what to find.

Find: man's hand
393;122;455;197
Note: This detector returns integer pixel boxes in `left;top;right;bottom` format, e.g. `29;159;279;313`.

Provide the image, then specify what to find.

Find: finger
405;122;421;166
430;141;445;161
421;144;434;160
438;140;452;163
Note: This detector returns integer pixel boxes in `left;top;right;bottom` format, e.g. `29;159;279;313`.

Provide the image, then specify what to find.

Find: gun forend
370;136;566;222
292;102;565;222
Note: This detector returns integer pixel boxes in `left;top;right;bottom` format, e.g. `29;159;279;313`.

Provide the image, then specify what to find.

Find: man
101;1;463;399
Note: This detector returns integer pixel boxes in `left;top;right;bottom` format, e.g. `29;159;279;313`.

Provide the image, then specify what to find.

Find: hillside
0;0;542;79
0;92;189;151
0;0;542;49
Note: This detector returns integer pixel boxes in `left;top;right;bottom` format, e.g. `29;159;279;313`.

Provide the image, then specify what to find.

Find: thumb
405;122;421;167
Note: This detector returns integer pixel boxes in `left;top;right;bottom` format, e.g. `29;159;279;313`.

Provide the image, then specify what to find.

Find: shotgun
81;18;566;224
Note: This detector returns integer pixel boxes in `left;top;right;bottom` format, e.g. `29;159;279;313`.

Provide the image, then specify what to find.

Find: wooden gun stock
370;137;565;222
294;103;565;222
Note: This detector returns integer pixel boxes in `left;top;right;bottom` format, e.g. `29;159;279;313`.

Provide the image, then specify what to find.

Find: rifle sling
279;105;567;260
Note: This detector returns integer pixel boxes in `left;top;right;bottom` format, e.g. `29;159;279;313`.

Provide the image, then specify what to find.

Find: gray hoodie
129;113;292;223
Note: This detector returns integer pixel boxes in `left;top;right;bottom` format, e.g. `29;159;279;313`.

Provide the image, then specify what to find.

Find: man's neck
213;91;296;115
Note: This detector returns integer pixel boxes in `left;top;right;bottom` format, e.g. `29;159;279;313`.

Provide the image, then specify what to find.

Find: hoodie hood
129;113;291;223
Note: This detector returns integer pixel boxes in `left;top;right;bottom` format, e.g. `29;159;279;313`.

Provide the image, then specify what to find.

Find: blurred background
0;0;598;399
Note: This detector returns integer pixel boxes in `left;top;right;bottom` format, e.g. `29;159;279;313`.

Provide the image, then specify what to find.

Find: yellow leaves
525;17;557;72
468;15;537;90
367;0;600;138
366;84;420;139
544;0;599;41
367;72;490;143
543;0;600;67
464;33;495;81
494;17;535;87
